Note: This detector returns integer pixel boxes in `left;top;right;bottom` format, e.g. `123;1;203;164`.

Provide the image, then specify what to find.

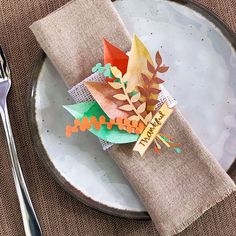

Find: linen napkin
30;0;236;235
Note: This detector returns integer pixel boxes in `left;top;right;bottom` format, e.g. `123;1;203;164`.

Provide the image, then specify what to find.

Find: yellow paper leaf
124;35;154;89
137;102;146;114
121;74;129;83
144;112;153;123
108;82;122;89
131;92;141;103
113;94;127;101
119;104;133;111
126;81;135;93
111;66;122;79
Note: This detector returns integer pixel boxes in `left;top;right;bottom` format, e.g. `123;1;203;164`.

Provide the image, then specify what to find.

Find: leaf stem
120;82;147;125
121;81;164;150
151;67;159;81
119;76;169;151
154;139;162;149
145;65;159;112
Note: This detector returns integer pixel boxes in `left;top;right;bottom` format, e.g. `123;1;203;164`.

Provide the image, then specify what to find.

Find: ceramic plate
29;0;236;219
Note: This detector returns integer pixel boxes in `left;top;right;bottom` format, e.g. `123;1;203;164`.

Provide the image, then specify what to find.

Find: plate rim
28;0;236;220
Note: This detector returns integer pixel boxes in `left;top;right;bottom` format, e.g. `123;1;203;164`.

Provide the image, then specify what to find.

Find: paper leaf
130;92;141;103
64;102;138;144
111;66;122;79
141;73;150;85
92;63;102;73
144;112;153;123
124;35;154;89
126;82;135;94
121;74;129;83
149;87;161;94
137;102;146;113
63;101;96;120
138;86;148;97
103;38;129;75
98;66;105;73
147;60;155;73
113;94;127;101
155;51;162;66
85;82;131;119
137;50;168;113
153;77;164;84
108;82;123;89
119;104;133;111
103;68;113;78
158;66;169;73
147;99;158;105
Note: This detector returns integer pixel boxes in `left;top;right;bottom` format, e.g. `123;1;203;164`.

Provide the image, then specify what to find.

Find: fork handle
0;102;42;236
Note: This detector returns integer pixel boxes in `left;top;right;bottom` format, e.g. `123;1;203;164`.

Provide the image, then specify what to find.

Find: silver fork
0;47;42;236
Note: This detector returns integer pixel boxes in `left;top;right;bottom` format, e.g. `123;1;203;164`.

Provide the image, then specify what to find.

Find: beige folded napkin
30;0;236;235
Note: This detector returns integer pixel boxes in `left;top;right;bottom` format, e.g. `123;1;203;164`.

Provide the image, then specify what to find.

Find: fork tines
0;47;10;79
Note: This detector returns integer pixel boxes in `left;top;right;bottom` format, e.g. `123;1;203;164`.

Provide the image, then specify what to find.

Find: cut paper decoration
66;116;145;136
138;51;169;113
133;102;173;156
84;81;136;119
65;35;181;156
92;63;114;79
64;101;139;144
103;39;129;82
123;35;154;93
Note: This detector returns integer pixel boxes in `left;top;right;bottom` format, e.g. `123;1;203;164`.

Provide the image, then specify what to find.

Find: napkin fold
30;0;236;235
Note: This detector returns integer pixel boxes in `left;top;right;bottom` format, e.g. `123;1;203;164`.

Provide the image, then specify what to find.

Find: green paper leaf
92;63;102;73
63;101;139;144
175;147;182;154
105;63;111;69
103;69;113;78
161;136;182;154
98;67;105;73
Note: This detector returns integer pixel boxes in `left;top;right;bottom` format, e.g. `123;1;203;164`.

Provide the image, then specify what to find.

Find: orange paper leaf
66;116;146;136
103;39;129;76
85;82;133;119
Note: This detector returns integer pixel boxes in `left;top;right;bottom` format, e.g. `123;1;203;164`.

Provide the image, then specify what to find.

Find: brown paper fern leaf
138;51;169;113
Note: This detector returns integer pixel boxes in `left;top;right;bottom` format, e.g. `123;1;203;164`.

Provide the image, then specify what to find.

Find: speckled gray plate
29;0;236;219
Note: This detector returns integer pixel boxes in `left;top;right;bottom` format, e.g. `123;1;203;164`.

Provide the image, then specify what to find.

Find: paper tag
133;103;173;156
